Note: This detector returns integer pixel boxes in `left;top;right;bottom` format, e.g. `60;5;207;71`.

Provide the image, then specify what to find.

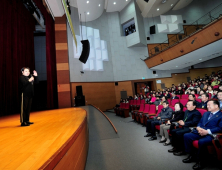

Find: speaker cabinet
153;71;156;74
75;96;85;106
79;40;90;64
115;82;118;86
76;86;83;96
147;37;150;40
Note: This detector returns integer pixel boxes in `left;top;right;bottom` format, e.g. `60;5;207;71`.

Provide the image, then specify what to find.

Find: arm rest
148;114;156;116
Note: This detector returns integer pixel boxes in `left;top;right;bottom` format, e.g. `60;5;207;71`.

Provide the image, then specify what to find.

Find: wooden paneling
145;18;222;68
114;81;133;103
147;43;168;56
71;82;117;111
55;15;71;108
57;63;69;70
155;67;222;90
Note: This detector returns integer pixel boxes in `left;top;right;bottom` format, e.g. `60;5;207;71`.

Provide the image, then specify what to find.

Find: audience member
211;77;220;86
206;86;213;97
171;93;179;100
176;87;183;95
159;103;184;145
144;101;173;141
217;91;222;109
197;93;208;109
183;100;222;169
149;94;156;104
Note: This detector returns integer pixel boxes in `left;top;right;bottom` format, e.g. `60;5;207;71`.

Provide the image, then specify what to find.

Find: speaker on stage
75;96;85;106
76;86;83;96
79;40;90;64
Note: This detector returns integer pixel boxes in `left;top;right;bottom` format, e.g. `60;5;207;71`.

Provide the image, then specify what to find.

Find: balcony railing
148;2;222;58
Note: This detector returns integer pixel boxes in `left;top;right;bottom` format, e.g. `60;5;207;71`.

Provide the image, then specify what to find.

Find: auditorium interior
1;0;222;169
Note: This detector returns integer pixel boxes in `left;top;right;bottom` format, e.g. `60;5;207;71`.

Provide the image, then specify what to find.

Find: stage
0;108;88;170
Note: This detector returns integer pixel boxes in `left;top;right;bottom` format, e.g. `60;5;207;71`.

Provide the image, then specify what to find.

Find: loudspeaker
153;71;156;74
115;82;118;86
75;96;85;106
183;20;186;23
76;86;83;96
79;40;90;64
155;47;159;53
191;65;194;69
150;25;156;34
147;37;150;40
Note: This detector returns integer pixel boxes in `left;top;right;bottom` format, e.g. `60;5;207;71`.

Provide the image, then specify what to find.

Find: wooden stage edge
0;108;89;170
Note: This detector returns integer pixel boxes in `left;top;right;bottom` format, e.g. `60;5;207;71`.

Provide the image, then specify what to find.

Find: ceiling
137;0;193;18
151;39;222;70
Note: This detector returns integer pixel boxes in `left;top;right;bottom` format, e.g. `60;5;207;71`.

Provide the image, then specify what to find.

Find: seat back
176;95;181;99
120;103;125;108
136;99;141;105
148;104;156;114
183;107;187;112
157;105;163;114
125;103;129;109
195;94;199;99
129;100;133;105
213;85;219;90
132;100;137;105
196;98;201;103
197;108;207;116
143;104;150;113
140;99;145;104
208;93;212;99
167;99;171;106
180;99;188;107
139;104;145;112
171;99;179;106
181;94;188;99
169;106;175;111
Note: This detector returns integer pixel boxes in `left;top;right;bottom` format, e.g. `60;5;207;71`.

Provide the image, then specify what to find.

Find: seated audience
168;101;201;156
211;77;220;86
144;101;173;141
197;90;205;99
206;86;213;97
145;95;151;103
217;91;222;109
159;103;184;145
212;89;218;99
197;93;208;109
171;93;179;100
157;96;167;110
203;84;208;91
125;99;129;103
149;94;156;104
183;100;222;169
219;85;222;90
140;94;144;100
134;95;138;100
188;94;200;105
176;87;183;95
196;87;201;95
165;91;171;98
153;96;161;107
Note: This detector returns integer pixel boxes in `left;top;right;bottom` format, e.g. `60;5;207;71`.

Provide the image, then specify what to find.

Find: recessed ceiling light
157;8;159;11
126;0;128;1
113;2;116;5
87;1;89;3
171;4;173;6
87;12;90;15
176;66;178;67
98;4;100;6
199;59;202;60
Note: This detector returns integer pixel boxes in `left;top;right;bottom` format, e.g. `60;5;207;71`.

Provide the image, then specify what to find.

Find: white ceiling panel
106;0;131;12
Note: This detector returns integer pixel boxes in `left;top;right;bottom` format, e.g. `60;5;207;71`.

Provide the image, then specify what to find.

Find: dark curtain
0;0;35;116
33;0;58;109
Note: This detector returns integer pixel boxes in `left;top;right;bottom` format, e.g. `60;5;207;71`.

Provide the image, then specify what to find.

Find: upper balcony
144;3;222;70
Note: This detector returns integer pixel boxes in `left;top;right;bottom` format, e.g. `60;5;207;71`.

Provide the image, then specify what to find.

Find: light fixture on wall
162;0;167;3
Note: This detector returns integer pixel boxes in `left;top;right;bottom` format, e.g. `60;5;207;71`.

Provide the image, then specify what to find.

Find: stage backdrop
0;0;35;116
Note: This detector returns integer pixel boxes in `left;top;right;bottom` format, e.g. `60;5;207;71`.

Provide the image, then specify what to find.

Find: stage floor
0;108;87;170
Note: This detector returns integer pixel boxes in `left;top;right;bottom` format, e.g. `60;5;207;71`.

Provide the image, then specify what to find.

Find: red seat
181;94;188;99
135;104;145;122
167;99;171;106
213;85;219;90
208;93;212;99
122;103;130;118
196;98;201;103
176;95;181;99
196;108;207;116
180;99;188;107
169;106;175;111
141;104;150;124
140;99;145;104
183;107;187;112
117;103;126;116
148;104;157;119
171;99;179;106
157;105;163;115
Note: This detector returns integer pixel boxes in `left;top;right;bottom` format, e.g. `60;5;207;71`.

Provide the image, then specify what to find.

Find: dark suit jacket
172;96;179;100
193;111;222;134
197;101;208;109
183;109;201;127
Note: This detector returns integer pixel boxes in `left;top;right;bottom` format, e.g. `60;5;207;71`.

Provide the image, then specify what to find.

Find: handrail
89;104;118;134
148;2;222;58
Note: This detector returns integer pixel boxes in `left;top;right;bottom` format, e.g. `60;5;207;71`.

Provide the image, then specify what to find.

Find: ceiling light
157;8;159;11
171;4;173;6
176;66;178;67
199;59;202;60
87;1;89;3
126;0;128;1
98;4;100;6
113;2;116;5
87;12;89;15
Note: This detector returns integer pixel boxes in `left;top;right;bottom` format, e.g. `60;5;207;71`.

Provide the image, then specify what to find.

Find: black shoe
21;122;30;126
168;147;177;153
144;133;152;137
159;139;167;143
193;162;207;170
174;151;186;156
27;122;34;124
148;136;157;141
163;142;171;146
183;155;196;163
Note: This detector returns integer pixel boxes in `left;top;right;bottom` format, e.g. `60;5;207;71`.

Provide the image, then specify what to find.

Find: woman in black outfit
159;103;184;145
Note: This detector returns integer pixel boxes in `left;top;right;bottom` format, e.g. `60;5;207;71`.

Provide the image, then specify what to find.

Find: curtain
33;0;58;109
0;0;35;116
